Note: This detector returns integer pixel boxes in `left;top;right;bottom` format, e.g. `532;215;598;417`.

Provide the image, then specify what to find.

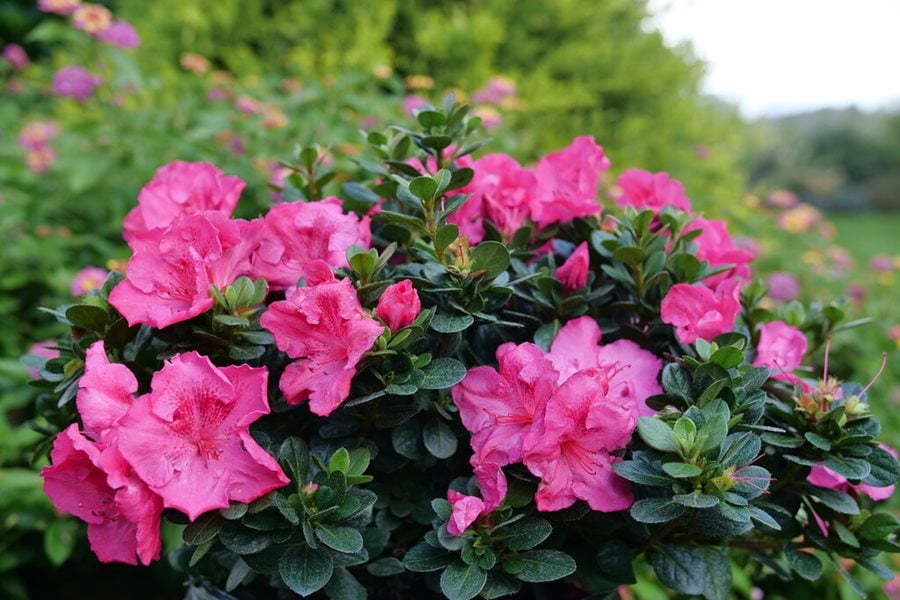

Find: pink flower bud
556;242;589;291
376;280;421;332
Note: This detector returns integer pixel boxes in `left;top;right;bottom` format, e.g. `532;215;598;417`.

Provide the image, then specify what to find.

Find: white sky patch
648;0;900;116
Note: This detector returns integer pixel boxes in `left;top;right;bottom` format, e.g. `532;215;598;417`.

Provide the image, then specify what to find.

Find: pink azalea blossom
97;20;140;49
52;66;102;103
446;490;486;536
115;353;289;520
38;0;80;14
472;76;517;104
753;321;807;382
532;136;608;227
109;212;261;329
250;198;370;291
402;94;429;117
3;44;29;71
807;445;897;502
523;369;635;512
71;266;109;295
556;242;590;292
123;161;246;241
613;169;691;212
452;342;558;466
766;272;799;302
459;154;536;241
41;425;163;565
473;461;508;512
661;279;743;345
684;217;754;287
76;341;137;441
25;341;59;379
261;269;383;415
376;280;421;332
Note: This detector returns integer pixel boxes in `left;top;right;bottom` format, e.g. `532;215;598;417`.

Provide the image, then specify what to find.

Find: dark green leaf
710;346;744;369
226;558;251;592
630;498;686;523
673;493;719;508
496;517;552;551
784;546;823;580
315;526;363;554
613;246;645;266
470;241;510;279
183;512;223;546
480;572;521;599
858;513;900;540
219;526;272;555
431;313;474;333
823;455;870;481
279;546;333;597
516;550;577;583
614;459;671;486
403;542;455;573
662;462;702;478
409;176;438;200
804;432;832;451
701;547;731;600
808;487;859;515
423;418;457;458
440;561;488;600
863;445;900;487
324;567;365;600
367;557;405;577
420;358;467;390
649;545;706;596
662;363;693;400
279;437;309;481
65;304;108;332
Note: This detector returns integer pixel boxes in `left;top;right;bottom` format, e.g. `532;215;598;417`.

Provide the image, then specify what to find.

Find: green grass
829;212;900;261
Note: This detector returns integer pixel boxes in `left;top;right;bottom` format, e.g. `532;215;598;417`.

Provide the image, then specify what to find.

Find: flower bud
376;280;421;332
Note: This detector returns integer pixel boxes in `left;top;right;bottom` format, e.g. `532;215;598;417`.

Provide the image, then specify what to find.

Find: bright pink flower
71;266;109;295
556;242;590;292
26;341;59;379
548;316;662;419
446;490;486;536
473;461;507;512
684;217;754;287
261;272;383;415
532;136;608;227
41;425;163;565
661;279;743;345
3;44;28;71
97;20;140;49
523;369;635;512
76;341;137;441
72;3;111;34
458;154;536;242
250;198;370;291
123;161;245;241
753;321;807;382
109;212;260;329
38;0;80;14
766;272;800;302
807;446;897;502
52;66;102;103
115;353;289;520
18;121;58;151
452;342;558;466
376;280;421;332
614;169;691;212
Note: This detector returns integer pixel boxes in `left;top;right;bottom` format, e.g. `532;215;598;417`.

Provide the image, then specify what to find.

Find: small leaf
44;519;77;566
423;418;457;458
673;493;719;508
470;241;510;279
808;486;859;515
279;437;309;481
324;567;365;600
315;525;364;554
409;176;438;200
649;545;706;596
420;358;467;390
496;517;552;550
440;560;488;600
858;512;900;540
630;498;686;523
637;417;681;453
183;512;223;546
863;445;900;487
663;462;703;478
367;557;405;577
226;558;251;592
823;455;870;481
613;246;645;265
65;304;108;332
431;313;474;333
804;432;832;451
710;346;744;369
701;547;731;600
403;542;455;572
516;550;577;583
279;546;334;597
784;546;823;580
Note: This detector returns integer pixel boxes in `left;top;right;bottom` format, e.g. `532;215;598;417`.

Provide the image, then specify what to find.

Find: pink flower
523;369;635;512
109;212;261;329
556;242;590;291
684;217;754;287
52;66;102;102
97;20;140;49
807;446;897;502
2;44;29;71
25;146;57;173
459;154;536;241
235;95;261;115
753;321;807;382
261;270;383;415
402;94;429;117
37;0;80;14
41;425;163;565
115;353;289;520
614;169;691;212
123;161;246;241
250;198;370;291
72;3;112;34
766;272;799;302
472;76;517;104
446;490;486;536
71;266;109;295
661;279;743;345
376;280;421;332
452;342;558;466
548;316;662;419
25;341;59;379
18;121;58;151
76;341;137;441
473;461;507;512
532;136;608;227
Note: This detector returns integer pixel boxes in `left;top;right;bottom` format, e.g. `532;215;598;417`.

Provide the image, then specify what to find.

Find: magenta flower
807;445;897;502
458;153;535;242
684;217;754;287
473;461;507;512
2;44;29;71
472;76;517;104
402;94;429;117
115;352;289;520
556;242;590;292
376;280;421;332
261;268;383;415
753;321;807;382
76;341;137;441
446;490;486;536
37;0;80;14
661;279;743;345
41;425;163;565
532;136;608;227
109;212;261;329
250;198;370;291
123;161;246;241
766;272;799;302
523;369;635;512
97;20;140;49
71;266;109;295
452;342;558;466
613;169;691;212
52;65;102;103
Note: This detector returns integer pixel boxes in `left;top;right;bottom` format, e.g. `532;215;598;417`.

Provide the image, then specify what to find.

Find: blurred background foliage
1;0;898;597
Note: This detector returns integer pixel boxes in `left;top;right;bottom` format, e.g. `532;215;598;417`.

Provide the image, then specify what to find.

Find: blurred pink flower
847;283;866;307
766;190;799;209
97;20;140;49
25;146;57;173
472;105;502;130
472;76;517;104
181;53;210;74
777;204;821;233
26;341;59;379
18;121;58;151
402;94;429;117
52;65;102;102
206;87;228;101
766;272;799;302
2;44;29;71
37;0;80;14
72;3;112;34
871;254;894;272
235;95;261;115
71;266;109;295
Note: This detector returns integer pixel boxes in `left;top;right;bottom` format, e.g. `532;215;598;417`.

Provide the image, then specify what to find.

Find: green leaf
661;364;692;400
649;545;706;595
637;417;681;453
367;557;405;577
403;542;455;572
496;517;552;550
804;432;832;451
431;498;452;520
219;526;272;555
701;547;731;600
416;110;445;128
710;346;744;369
329;448;351;474
662;462;702;478
44;519;77;566
279;437;309;481
480;572;521;599
435;223;459;252
423;418;457;458
470;241;510;279
420;358;467;390
808;487;859;515
226;558;251;592
409;176;438;200
614;459;671;486
279;546;334;597
315;525;364;554
673;493;719;508
613;246;645;266
858;512;900;540
784;546;823;580
863;445;900;487
65;304;108;332
440;560;488;600
630;498;685;524
823;455;870;481
183;512;223;546
431;312;474;333
516;550;577;583
324;567;365;600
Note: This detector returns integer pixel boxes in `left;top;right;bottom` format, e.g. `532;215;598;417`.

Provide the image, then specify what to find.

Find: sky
647;0;900;117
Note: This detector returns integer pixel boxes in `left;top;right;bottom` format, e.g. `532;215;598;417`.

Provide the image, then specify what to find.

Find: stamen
859;352;888;398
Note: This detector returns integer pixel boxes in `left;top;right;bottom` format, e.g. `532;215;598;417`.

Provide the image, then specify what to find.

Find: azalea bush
23;96;900;600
